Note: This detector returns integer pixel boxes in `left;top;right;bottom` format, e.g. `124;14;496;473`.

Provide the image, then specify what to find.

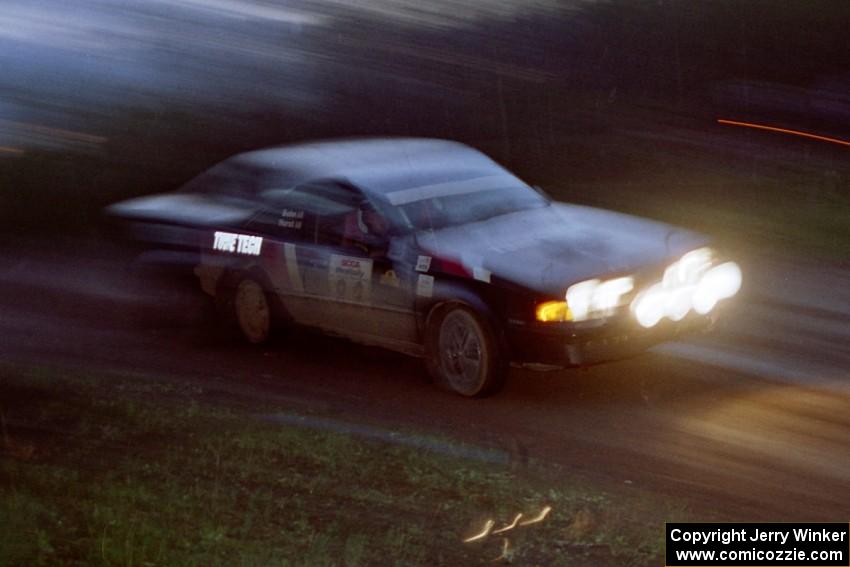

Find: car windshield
379;172;549;231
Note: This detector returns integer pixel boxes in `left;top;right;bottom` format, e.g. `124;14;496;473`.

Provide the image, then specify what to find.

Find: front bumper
506;310;716;368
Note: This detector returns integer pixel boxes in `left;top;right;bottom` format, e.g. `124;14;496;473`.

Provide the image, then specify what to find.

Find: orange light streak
717;119;850;148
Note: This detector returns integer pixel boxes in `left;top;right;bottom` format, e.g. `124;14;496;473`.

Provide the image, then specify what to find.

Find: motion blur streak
463;519;494;543
0;119;106;148
493;539;511;562
492;513;523;534
464;506;550;544
675;387;850;483
519;506;551;526
717;119;850;148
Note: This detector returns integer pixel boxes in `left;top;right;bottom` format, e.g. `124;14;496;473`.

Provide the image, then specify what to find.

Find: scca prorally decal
213;231;263;256
329;254;373;302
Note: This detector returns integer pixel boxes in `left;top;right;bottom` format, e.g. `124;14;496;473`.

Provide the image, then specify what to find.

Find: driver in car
343;200;389;256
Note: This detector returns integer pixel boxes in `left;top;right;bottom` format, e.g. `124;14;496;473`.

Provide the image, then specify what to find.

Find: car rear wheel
426;305;506;397
223;276;271;344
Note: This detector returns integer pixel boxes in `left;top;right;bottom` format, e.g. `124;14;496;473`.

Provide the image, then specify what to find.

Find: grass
0;363;688;566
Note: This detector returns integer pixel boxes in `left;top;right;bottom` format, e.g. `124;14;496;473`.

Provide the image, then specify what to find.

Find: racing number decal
415;255;432;272
329;255;373;303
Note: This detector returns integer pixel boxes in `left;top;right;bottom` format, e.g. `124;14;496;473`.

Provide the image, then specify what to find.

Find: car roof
231;138;514;199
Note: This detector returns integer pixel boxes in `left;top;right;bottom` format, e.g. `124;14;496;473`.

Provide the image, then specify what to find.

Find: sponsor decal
472;267;491;283
213;231;263;256
278;209;305;230
380;269;400;288
415;255;432;272
329;254;373;302
416;274;434;297
283;242;304;293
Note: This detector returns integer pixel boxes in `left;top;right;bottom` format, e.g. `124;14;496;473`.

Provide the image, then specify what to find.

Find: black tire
425;304;507;397
216;274;272;344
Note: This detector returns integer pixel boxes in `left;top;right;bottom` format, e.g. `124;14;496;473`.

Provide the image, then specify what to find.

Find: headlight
565;276;634;322
564;279;599;321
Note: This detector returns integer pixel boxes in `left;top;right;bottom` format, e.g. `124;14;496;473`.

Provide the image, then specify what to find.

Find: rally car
107;138;742;396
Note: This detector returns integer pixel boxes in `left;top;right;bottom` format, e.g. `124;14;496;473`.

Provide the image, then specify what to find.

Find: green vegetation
0;364;680;566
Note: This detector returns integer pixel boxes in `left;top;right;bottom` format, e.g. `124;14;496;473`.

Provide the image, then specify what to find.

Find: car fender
419;278;510;357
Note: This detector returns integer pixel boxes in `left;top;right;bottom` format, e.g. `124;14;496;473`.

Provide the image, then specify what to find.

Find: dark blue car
108;138;742;396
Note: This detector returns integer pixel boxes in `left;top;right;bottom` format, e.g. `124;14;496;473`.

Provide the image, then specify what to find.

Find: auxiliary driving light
692;261;742;314
632;283;666;329
631;251;742;328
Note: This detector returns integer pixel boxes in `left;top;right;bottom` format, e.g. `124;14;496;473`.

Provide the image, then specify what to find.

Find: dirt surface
2;237;849;522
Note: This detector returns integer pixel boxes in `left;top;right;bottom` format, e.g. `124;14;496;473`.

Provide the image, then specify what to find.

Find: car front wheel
426;304;506;397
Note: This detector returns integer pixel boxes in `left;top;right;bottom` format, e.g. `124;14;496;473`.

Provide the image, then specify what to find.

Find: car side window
285;180;364;249
259;179;362;246
315;211;349;247
317;202;390;254
244;205;315;242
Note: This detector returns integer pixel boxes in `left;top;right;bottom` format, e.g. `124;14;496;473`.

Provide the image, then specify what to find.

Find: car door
319;235;419;350
248;182;348;329
290;182;419;351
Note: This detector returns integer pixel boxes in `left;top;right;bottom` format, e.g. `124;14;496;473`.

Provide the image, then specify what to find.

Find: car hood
415;202;708;296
